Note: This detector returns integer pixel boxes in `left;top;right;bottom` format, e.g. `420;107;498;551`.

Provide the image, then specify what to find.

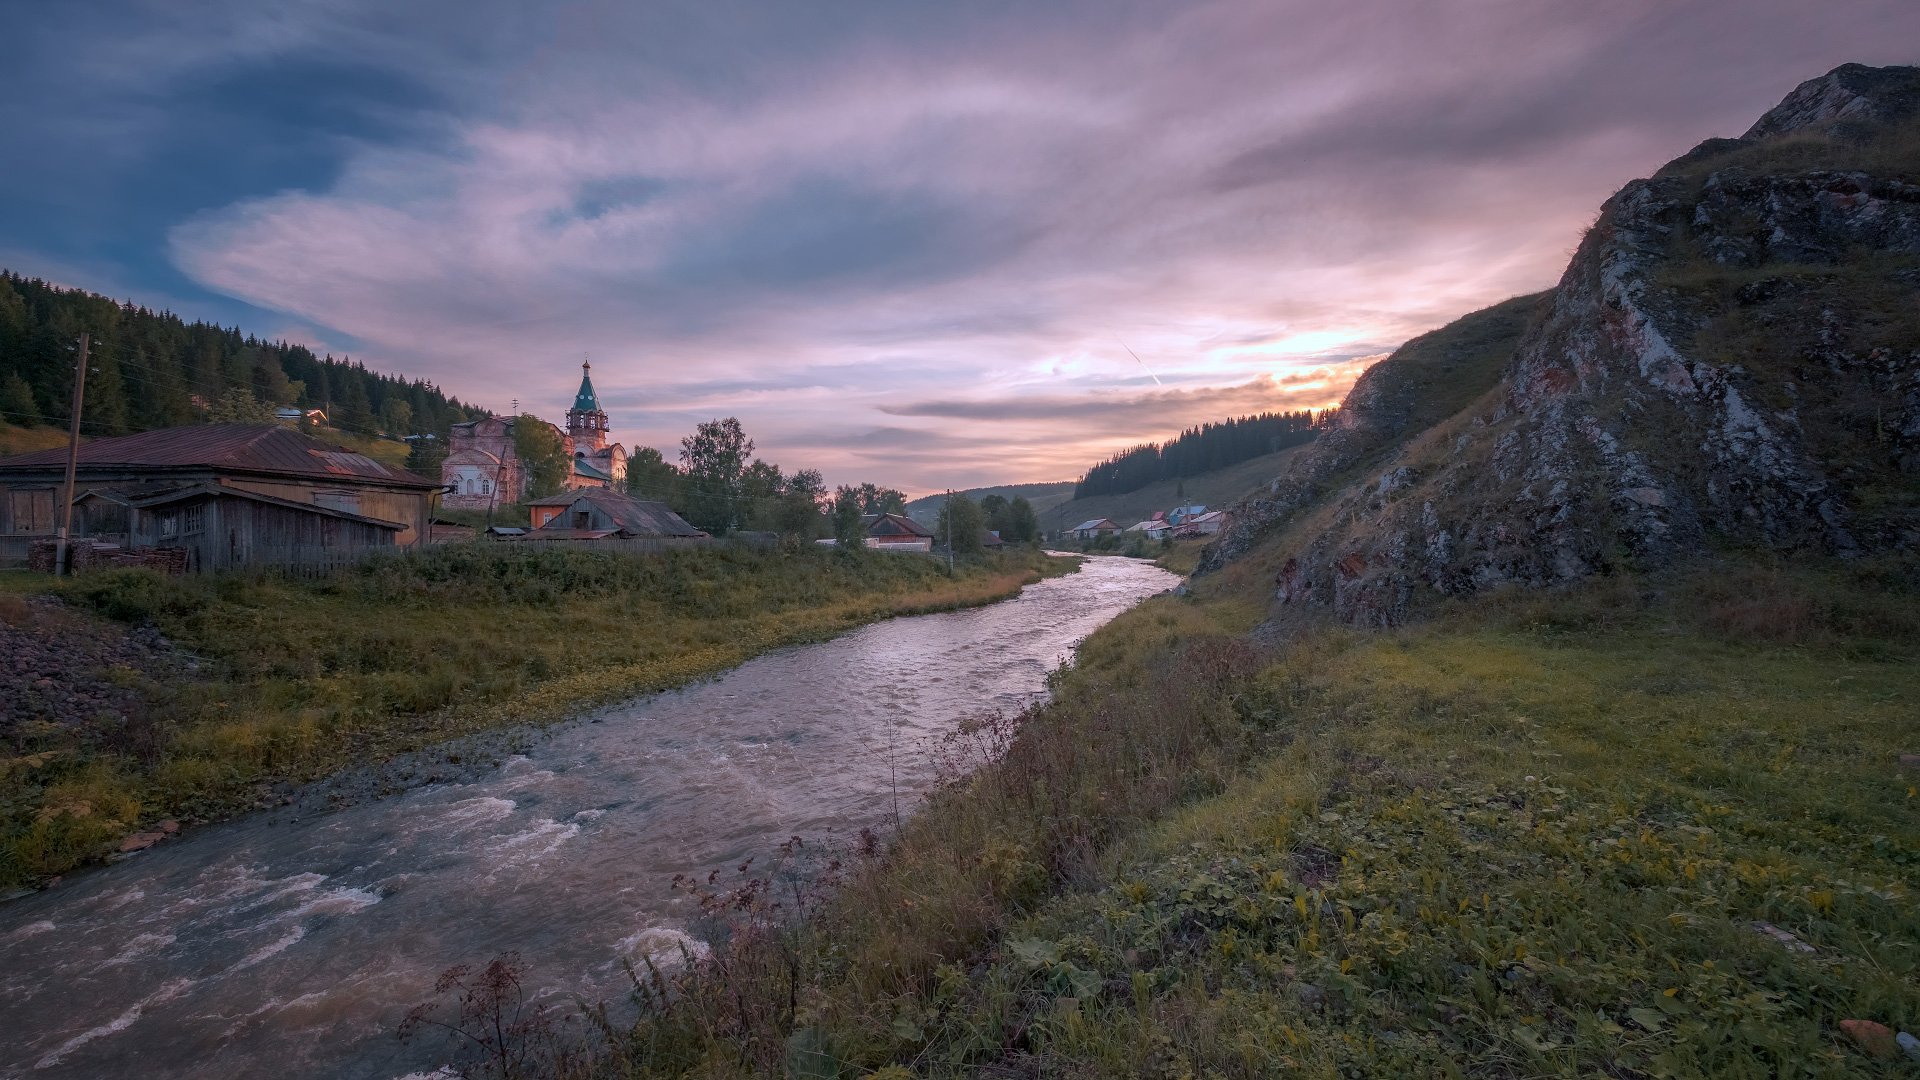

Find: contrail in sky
1113;334;1164;386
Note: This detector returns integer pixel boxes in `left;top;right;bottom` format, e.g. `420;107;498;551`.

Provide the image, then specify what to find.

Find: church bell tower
566;360;609;451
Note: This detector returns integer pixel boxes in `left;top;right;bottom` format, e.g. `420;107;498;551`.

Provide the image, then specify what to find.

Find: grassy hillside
905;481;1077;524
0;545;1076;888
315;425;414;469
591;554;1919;1078
0;417;416;471
1041;443;1314;531
0;421;74;457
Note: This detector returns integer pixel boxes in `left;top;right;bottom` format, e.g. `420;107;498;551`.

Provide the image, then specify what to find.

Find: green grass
0;544;1075;888
596;556;1919;1078
0;421;74;457
1154;539;1209;576
313;425;415;469
1657;114;1920;186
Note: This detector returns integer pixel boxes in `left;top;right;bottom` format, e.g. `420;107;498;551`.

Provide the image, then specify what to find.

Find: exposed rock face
1202;64;1920;627
1740;63;1920;141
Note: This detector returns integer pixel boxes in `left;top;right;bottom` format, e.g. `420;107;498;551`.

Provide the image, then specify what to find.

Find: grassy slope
312;426;414;469
604;556;1919;1079
1040;444;1314;533
0;545;1076;888
0;422;74;457
0;421;412;469
904;482;1078;525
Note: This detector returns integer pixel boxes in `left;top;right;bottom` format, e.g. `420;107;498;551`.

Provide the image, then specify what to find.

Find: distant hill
904;481;1077;524
906;446;1318;538
1073;410;1323;499
0;272;489;454
1040;444;1314;532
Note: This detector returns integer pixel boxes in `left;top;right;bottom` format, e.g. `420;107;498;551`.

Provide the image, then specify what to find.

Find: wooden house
0;424;438;569
863;512;934;552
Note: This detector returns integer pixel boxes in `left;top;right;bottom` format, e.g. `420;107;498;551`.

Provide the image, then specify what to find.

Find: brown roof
863;512;934;538
536;489;707;538
123;483;407;530
501;528;622;541
0;425;436;489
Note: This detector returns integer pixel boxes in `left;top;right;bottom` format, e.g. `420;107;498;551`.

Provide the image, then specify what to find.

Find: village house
0;424;438;570
1171;508;1229;538
1125;511;1172;540
441;361;629;510
1068;518;1123;541
1188;509;1228;535
863;512;935;551
514;488;705;540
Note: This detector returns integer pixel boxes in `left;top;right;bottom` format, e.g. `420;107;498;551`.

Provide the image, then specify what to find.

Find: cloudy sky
5;1;1917;492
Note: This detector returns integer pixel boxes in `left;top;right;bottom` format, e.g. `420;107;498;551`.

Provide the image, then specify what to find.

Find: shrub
60;569;203;624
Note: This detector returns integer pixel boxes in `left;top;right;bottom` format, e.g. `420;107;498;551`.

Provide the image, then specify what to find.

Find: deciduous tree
679;417;754;533
512;415;571;499
937;494;986;555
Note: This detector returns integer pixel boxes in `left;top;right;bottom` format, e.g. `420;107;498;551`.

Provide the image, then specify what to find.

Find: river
0;555;1177;1079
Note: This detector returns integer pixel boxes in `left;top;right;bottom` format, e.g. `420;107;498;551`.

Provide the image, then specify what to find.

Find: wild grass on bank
0;544;1073;888
595;555;1918;1078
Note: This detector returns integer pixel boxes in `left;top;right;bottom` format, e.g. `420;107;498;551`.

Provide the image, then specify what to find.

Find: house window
157;510;180;537
572;510;590;529
481;479;493;495
181;504;204;534
5;489;54;534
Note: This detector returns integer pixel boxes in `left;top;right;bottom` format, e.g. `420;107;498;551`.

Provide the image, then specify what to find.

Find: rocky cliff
1201;63;1920;626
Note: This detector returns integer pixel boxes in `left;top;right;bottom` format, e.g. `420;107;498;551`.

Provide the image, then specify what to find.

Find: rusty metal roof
535;489;707;538
862;512;934;538
0;425;436;489
123;483;407;530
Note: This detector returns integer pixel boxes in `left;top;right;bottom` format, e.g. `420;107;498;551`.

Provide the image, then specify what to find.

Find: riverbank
597;553;1919;1077
0;544;1077;890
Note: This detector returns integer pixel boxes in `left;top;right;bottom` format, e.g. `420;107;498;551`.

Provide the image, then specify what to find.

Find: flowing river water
0;555;1178;1080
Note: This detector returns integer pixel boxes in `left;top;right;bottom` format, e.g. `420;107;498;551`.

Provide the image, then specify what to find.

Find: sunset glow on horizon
6;0;1919;494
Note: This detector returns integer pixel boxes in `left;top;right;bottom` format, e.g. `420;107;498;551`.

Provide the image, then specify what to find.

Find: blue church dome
571;361;601;413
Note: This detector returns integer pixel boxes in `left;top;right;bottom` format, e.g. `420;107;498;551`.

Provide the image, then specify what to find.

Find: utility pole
54;333;90;576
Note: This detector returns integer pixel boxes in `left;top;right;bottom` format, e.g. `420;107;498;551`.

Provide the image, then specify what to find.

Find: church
440;362;630;510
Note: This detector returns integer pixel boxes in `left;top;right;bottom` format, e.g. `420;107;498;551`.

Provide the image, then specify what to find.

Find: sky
5;1;1918;493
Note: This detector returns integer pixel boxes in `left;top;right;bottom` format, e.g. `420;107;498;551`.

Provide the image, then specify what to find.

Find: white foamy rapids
34;977;195;1069
155;866;327;923
3;919;55;943
230;886;384;972
495;756;557;791
614;926;710;969
95;887;146;912
435;795;516;831
95;931;177;970
485;819;578;868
